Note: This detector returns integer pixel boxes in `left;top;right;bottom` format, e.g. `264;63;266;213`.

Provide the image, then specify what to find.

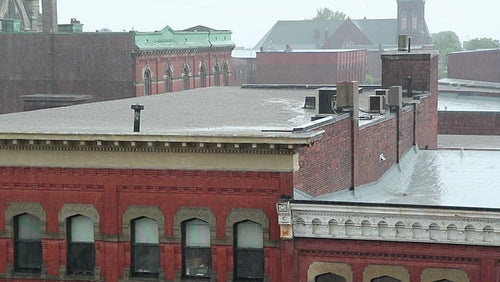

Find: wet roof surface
0;87;318;137
438;93;500;112
298;148;500;209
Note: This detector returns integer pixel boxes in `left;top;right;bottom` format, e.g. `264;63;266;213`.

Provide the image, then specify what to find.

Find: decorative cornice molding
278;202;500;246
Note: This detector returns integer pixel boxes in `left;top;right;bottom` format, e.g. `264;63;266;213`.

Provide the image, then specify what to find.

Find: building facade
447;49;500;84
256;50;366;85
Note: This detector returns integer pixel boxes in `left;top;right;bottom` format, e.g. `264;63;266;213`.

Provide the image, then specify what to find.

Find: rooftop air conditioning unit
369;95;384;113
317;88;337;114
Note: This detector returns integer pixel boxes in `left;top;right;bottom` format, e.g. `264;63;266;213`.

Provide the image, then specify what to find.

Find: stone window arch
363;265;409;282
421;268;470;282
225;208;270;243
328;219;338;236
307;262;352;282
312;218;321;235
173;207;216;242
361;220;371;237
58;204;99;236
5;202;47;235
122;206;165;238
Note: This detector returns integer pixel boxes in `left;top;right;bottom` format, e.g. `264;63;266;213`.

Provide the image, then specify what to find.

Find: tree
464;37;499;50
311;8;346;21
432;31;462;78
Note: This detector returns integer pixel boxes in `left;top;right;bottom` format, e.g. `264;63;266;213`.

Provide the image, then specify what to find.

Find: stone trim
307;262;353;282
363;265;409;282
122;205;165;239
173;207;216;243
421;268;470;282
58;204;100;236
286;202;500;246
5;202;47;235
225;208;270;243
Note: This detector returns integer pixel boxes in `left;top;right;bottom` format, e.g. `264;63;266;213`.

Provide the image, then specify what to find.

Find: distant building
231;49;257;86
0;1;235;114
252;0;432;84
256;49;366;84
447;49;500;83
0;0;41;32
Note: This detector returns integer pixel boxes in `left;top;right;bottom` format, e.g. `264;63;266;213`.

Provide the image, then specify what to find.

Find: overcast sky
57;0;499;48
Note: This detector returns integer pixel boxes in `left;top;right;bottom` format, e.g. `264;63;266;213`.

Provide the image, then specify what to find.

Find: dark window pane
15;241;42;273
184;247;211;278
371;277;401;282
68;243;95;275
316;272;347;282
132;244;159;277
235;249;263;280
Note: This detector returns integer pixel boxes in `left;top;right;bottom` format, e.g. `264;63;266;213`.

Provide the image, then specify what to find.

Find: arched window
222;63;229;86
131;217;159;278
67;215;95;276
165;68;173;93
199;65;207;88
143;69;152;96
183;219;211;279
214;64;221;86
372;276;401;282
14;213;42;273
234;220;264;281
315;272;347;282
183;66;190;90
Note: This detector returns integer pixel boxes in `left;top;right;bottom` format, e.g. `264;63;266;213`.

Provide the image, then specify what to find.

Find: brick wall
293;237;498;282
294;117;353;196
438;111;500;135
256;50;366;85
448;49;500;83
0;33;137;114
135;49;233;96
0;166;290;281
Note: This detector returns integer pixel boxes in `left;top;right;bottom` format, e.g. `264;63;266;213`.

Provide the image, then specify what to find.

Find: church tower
397;0;431;45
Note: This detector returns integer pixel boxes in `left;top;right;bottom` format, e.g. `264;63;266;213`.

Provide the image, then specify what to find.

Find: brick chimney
42;0;58;33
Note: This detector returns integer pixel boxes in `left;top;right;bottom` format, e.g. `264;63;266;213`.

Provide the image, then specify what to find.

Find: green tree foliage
463;37;499;50
432;31;462;78
311;8;346;21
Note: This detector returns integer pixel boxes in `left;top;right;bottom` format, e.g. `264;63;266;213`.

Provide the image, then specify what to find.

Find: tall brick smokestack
42;0;58;33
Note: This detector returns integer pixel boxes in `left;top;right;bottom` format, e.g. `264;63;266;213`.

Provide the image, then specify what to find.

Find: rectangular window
183;219;211;279
15;214;42;273
132;217;160;278
234;221;264;281
67;215;95;276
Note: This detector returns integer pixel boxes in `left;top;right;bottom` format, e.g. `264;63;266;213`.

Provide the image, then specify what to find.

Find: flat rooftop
438;93;500;112
0;87;318;137
296;147;500;209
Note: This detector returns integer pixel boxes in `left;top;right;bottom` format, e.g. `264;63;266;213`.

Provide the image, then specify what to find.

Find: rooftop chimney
42;0;58;33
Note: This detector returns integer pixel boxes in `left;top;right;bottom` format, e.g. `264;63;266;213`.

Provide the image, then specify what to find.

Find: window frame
233;220;264;281
130;217;160;278
66;215;95;277
14;213;42;274
182;219;212;280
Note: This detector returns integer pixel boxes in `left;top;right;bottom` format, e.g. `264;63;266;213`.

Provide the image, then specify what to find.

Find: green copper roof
134;25;235;51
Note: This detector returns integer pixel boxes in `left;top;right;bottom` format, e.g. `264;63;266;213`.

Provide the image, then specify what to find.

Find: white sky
56;0;500;48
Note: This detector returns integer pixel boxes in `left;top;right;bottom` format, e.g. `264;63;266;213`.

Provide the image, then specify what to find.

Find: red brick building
447;49;500;83
1;50;498;282
0;0;234;114
256;50;366;85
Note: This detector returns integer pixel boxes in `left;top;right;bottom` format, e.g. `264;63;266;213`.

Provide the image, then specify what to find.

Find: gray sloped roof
352;19;398;45
254;19;398;50
253;20;345;50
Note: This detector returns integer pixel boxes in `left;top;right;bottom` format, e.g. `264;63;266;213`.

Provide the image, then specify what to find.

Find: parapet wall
438;111;500;135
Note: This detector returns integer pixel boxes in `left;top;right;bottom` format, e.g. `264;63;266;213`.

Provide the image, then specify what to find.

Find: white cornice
277;201;500;246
